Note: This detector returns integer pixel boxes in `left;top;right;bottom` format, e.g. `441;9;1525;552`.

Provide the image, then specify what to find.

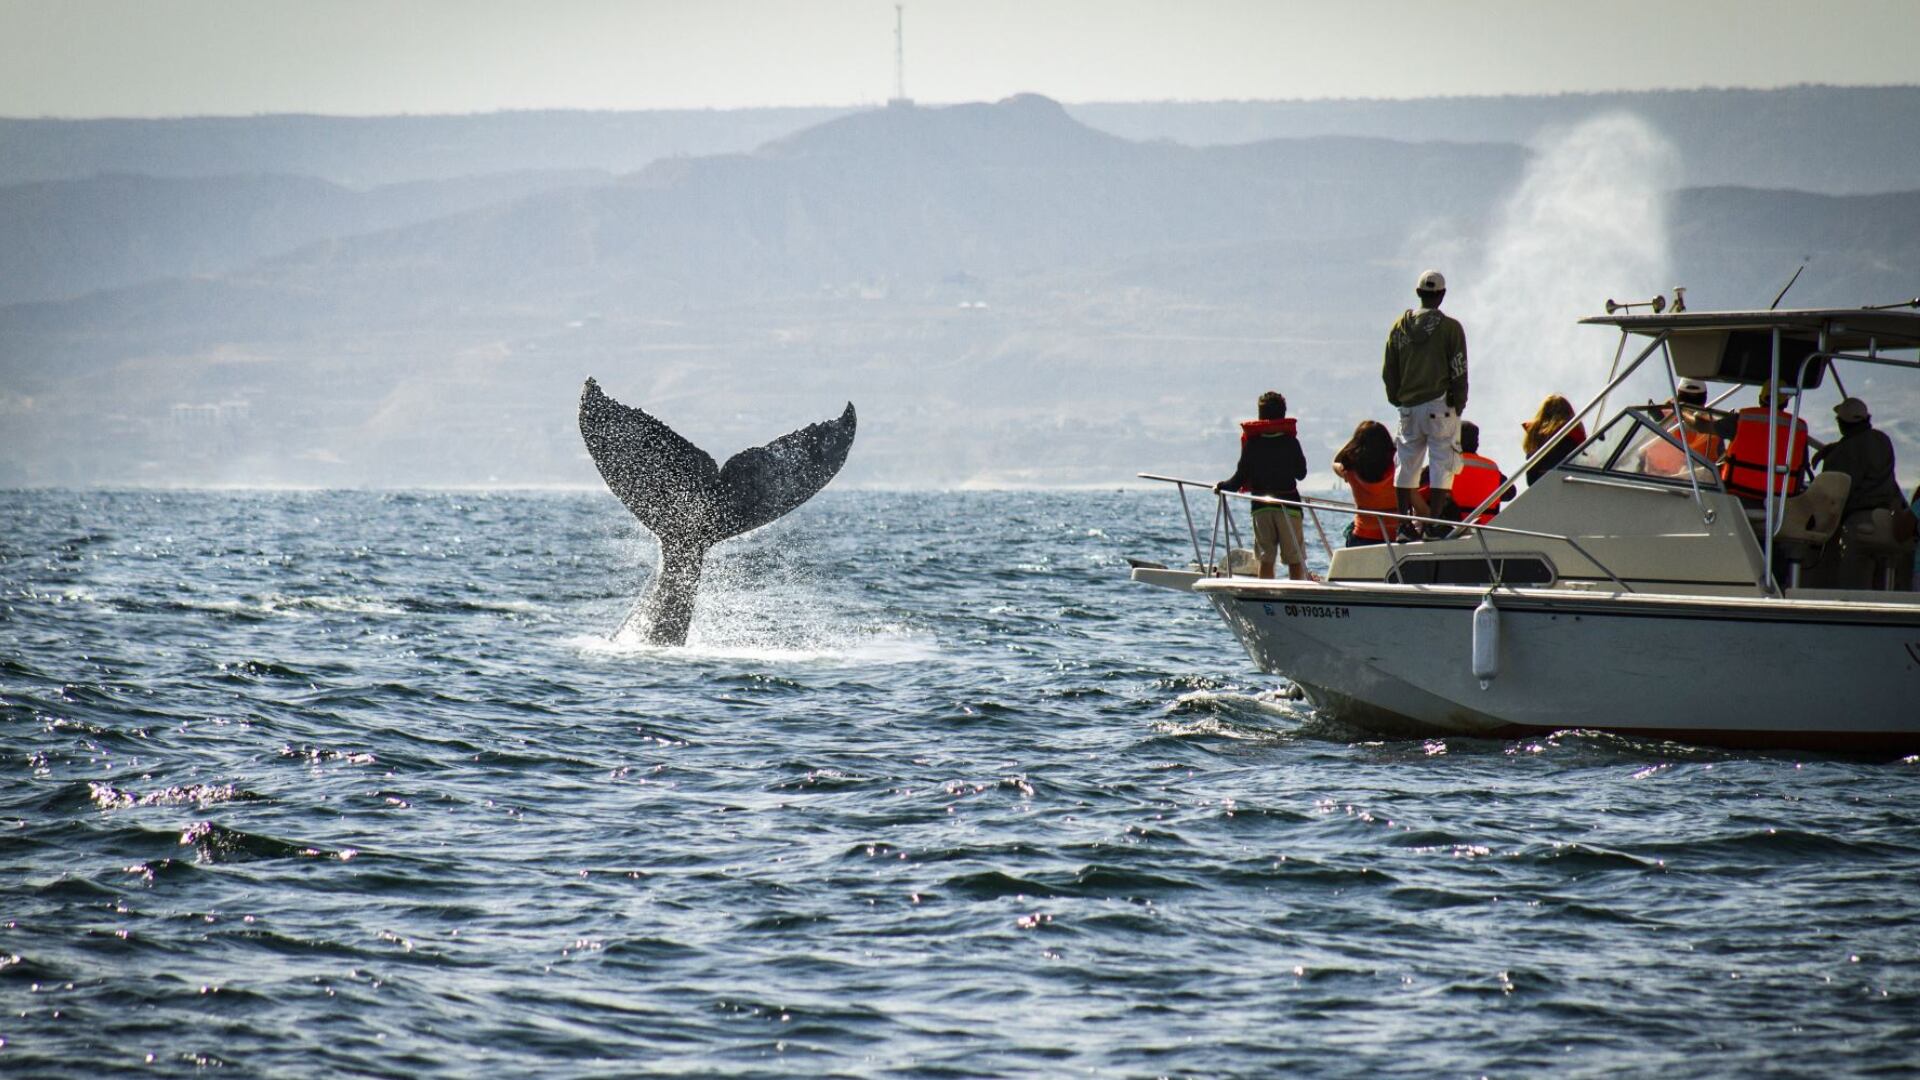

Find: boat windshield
1562;406;1723;487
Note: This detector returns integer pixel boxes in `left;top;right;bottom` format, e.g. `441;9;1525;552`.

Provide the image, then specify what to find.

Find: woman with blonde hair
1521;395;1586;486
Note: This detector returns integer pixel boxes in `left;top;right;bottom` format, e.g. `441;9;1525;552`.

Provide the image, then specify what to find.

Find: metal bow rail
1138;473;1635;594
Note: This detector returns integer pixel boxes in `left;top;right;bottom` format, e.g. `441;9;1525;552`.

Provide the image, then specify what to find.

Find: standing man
1383;269;1469;536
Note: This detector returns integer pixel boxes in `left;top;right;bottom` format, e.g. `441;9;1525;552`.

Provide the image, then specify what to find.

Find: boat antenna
1862;296;1920;311
1768;264;1805;311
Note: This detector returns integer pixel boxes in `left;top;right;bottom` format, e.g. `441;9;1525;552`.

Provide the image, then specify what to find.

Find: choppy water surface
3;489;1916;1077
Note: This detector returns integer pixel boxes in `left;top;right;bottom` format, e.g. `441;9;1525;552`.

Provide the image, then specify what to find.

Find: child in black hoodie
1215;391;1309;579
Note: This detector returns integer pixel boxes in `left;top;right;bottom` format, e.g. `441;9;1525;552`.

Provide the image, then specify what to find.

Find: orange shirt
1344;464;1399;541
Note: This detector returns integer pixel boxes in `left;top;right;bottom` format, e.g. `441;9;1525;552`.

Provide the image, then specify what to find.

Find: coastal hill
1;91;1916;487
0;108;857;187
1;95;1523;338
1074;85;1920;196
6;86;1914;193
0;169;607;305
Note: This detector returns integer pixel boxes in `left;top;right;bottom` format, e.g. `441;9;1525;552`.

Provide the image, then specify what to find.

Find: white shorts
1396;396;1461;490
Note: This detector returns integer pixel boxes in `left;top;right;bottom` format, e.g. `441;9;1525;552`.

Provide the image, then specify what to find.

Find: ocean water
3;488;1916;1078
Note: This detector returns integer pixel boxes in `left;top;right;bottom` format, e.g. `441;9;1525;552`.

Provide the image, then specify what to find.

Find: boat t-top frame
1144;305;1920;599
1580;306;1920;593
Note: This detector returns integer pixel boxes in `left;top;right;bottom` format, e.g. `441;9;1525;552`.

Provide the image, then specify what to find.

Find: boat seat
1219;547;1260;576
1776;473;1850;544
1844;506;1918;589
1773;473;1849;588
1846;507;1912;551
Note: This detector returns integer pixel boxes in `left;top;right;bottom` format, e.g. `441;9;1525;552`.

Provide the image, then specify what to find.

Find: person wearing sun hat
1814;396;1903;522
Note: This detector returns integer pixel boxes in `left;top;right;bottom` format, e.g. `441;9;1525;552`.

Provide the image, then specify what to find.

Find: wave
88;781;264;810
1151;689;1326;741
146;593;409;619
176;821;357;865
567;621;937;665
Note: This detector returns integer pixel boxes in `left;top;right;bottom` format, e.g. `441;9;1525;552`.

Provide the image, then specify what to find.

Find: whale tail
578;378;856;645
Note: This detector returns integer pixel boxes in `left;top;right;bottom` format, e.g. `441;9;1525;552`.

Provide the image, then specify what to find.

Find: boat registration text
1265;602;1351;619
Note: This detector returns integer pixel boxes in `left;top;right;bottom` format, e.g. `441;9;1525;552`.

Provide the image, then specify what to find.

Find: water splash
576;534;936;665
1456;113;1681;469
574;624;936;666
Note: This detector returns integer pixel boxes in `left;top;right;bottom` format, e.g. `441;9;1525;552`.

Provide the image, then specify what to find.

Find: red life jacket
1451;453;1505;524
1239;417;1297;444
1721;406;1808;500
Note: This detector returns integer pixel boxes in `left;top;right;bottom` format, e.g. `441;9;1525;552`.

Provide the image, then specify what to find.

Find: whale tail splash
578;377;856;645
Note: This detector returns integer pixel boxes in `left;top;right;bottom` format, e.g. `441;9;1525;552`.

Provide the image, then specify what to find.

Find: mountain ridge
2;91;1916;488
0;96;1529;339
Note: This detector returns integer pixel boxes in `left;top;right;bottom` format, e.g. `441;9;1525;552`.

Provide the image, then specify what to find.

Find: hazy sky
2;0;1914;117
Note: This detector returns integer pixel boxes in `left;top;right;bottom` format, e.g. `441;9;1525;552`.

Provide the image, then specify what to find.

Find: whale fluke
579;377;856;645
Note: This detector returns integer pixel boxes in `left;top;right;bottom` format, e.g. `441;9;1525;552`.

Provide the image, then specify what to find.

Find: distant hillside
5;86;1912;194
0;169;605;304
1;93;1916;489
1070;85;1920;195
0;108;857;187
1670;186;1920;308
0;96;1525;343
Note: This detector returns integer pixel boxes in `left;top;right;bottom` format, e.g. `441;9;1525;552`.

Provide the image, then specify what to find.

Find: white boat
1133;304;1920;752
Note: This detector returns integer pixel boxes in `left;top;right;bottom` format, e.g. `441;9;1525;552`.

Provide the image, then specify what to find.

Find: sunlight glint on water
1;488;1915;1077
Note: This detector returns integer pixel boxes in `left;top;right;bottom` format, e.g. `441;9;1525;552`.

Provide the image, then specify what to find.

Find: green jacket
1383;308;1468;411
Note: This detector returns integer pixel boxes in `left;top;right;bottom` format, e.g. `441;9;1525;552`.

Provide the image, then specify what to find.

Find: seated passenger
1521;395;1586;486
1451;421;1506;525
1708;383;1809;502
1814;397;1903;524
1639;379;1719;477
1333;420;1398;547
1676;378;1725;462
1213;390;1309;580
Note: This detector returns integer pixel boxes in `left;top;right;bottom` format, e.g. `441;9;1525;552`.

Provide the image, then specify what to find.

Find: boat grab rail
1461;330;1668;526
1137;473;1635;594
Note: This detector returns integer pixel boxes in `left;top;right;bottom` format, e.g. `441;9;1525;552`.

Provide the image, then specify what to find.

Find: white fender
1471;593;1500;690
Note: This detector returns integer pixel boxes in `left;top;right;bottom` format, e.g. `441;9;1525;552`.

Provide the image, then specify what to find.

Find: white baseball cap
1416;269;1447;292
1677;378;1708;395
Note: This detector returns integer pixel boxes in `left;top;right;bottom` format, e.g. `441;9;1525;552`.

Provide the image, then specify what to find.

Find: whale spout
578;377;856;645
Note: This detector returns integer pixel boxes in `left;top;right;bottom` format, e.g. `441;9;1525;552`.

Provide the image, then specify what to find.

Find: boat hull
1199;582;1920;752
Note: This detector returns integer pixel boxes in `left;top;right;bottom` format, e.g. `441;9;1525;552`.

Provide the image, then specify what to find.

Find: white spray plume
1452;113;1681;472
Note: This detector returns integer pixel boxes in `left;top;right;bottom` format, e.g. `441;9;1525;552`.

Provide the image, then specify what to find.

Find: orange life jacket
1687;426;1724;462
1345;465;1398;541
1450;453;1505;524
1641;426;1690;476
1721;406;1808;500
1643;408;1727;476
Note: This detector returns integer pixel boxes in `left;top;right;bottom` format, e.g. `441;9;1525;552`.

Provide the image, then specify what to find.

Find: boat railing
1138;473;1635;593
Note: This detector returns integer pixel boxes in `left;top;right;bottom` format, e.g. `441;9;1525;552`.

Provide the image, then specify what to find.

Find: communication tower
888;4;912;107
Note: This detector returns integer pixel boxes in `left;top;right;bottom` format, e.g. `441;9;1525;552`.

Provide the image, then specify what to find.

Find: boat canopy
1580;308;1920;387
